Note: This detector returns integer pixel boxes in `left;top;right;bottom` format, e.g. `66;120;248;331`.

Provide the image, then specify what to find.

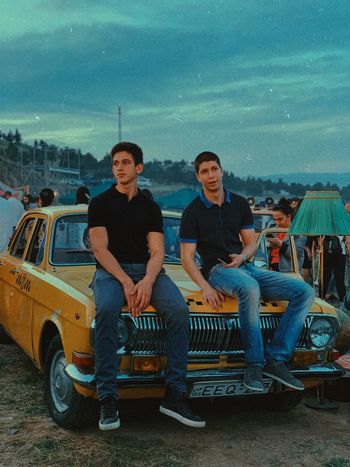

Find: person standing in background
323;236;348;303
22;193;36;211
267;202;306;273
6;191;24;231
38;188;55;207
0;195;12;252
75;186;90;205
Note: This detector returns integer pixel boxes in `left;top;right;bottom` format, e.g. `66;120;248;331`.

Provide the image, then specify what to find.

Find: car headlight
117;319;130;348
310;318;335;348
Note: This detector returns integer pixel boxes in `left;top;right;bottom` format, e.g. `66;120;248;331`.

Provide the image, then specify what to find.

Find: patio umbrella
289;191;350;297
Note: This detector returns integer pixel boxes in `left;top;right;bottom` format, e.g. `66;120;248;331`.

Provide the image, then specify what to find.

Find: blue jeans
208;262;315;365
91;265;189;401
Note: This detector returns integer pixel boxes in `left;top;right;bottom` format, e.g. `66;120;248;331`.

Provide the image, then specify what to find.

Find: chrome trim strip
65;362;344;389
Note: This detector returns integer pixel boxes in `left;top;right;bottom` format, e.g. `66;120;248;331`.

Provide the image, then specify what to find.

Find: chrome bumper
65;362;344;390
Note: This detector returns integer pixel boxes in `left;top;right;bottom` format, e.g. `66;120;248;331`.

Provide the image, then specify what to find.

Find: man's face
272;210;291;228
196;161;223;192
112;151;143;185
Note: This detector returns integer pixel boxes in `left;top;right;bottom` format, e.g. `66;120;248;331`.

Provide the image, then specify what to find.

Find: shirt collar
110;184;141;200
199;188;231;208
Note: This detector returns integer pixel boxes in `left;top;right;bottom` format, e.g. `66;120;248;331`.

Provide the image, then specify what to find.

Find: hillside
1;131;350;201
263;172;350;189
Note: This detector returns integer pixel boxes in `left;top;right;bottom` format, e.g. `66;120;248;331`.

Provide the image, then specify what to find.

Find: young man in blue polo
180;151;315;392
88;142;205;430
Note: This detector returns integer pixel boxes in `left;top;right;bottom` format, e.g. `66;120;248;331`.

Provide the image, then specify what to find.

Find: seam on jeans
207;263;223;281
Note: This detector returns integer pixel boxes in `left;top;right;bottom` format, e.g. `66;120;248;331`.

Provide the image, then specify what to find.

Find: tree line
1;129;349;201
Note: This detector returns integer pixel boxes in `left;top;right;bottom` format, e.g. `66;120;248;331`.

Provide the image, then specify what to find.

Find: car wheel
44;334;98;428
0;326;14;345
254;391;304;412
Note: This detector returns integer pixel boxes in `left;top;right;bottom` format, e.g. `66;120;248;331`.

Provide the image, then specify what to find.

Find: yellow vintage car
0;205;348;428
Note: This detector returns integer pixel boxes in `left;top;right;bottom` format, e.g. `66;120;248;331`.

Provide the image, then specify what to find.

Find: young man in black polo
88;142;205;430
180;151;314;393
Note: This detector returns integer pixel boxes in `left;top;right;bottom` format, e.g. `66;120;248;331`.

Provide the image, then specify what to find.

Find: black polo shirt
88;185;163;266
180;189;254;277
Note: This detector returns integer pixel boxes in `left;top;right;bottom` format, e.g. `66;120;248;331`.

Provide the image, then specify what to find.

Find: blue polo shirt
180;189;254;277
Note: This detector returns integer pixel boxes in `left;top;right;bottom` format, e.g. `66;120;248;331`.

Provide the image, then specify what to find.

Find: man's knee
295;281;315;302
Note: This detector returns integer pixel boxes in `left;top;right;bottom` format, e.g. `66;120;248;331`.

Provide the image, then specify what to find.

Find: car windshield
50;213;185;266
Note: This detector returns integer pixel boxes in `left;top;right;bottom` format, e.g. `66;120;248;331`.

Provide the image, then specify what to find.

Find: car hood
53;264;332;316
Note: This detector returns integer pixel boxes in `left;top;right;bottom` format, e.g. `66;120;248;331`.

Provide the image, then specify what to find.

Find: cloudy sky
1;0;349;176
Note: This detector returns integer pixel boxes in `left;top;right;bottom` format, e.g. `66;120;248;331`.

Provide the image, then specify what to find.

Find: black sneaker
243;364;264;392
263;362;304;391
99;397;120;431
160;387;206;428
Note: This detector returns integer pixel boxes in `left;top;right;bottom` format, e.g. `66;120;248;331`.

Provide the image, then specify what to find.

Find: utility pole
44;147;48;185
67;150;70;186
20;145;23;185
118;105;122;142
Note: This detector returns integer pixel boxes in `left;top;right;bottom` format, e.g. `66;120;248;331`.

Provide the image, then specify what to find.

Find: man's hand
202;284;225;311
224;253;245;268
122;278;137;316
130;276;154;317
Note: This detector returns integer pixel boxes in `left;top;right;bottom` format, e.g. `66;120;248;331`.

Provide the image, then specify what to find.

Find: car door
1;216;37;357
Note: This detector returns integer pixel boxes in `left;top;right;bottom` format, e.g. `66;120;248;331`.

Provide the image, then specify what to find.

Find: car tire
254;391;304;412
0;326;14;345
44;334;98;429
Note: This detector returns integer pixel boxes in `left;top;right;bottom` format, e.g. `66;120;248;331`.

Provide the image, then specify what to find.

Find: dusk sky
1;0;349;176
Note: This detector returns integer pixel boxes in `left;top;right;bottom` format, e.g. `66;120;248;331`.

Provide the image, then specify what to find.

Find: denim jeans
91;265;189;401
208;262;315;365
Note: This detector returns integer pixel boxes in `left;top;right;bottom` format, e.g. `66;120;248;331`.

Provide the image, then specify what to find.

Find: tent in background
156;188;199;211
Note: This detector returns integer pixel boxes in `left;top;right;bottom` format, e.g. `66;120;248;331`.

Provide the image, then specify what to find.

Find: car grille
122;313;321;355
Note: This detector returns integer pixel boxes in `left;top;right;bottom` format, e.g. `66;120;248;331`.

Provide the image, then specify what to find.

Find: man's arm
132;231;165;314
345;236;350;263
224;228;257;268
181;242;225;311
89;226;136;314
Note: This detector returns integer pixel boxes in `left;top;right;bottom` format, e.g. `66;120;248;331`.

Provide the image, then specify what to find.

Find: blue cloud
1;0;350;176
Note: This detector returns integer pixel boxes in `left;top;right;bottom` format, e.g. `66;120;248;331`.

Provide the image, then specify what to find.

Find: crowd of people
250;195;350;305
0;185;90;252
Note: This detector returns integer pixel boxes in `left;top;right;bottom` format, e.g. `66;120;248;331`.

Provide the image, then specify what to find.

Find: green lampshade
289;191;350;235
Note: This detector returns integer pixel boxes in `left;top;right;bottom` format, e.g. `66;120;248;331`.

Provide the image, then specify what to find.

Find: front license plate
190;379;272;398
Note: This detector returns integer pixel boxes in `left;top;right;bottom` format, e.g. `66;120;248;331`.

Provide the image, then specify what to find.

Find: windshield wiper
66;249;93;254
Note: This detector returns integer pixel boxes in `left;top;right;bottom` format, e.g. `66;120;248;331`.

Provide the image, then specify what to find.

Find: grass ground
1;344;350;467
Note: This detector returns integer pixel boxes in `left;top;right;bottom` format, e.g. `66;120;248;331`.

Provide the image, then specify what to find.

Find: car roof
27;205;182;220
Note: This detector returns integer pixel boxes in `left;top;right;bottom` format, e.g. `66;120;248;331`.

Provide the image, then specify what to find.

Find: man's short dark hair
39;188;55;207
110;142;143;165
194;151;222;173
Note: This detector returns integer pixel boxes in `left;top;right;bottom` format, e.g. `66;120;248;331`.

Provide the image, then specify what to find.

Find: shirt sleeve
148;201;163;233
240;198;255;230
179;207;197;243
88;197;107;229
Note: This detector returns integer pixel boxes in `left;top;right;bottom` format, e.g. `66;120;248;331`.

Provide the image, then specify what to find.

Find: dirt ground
1;344;350;467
